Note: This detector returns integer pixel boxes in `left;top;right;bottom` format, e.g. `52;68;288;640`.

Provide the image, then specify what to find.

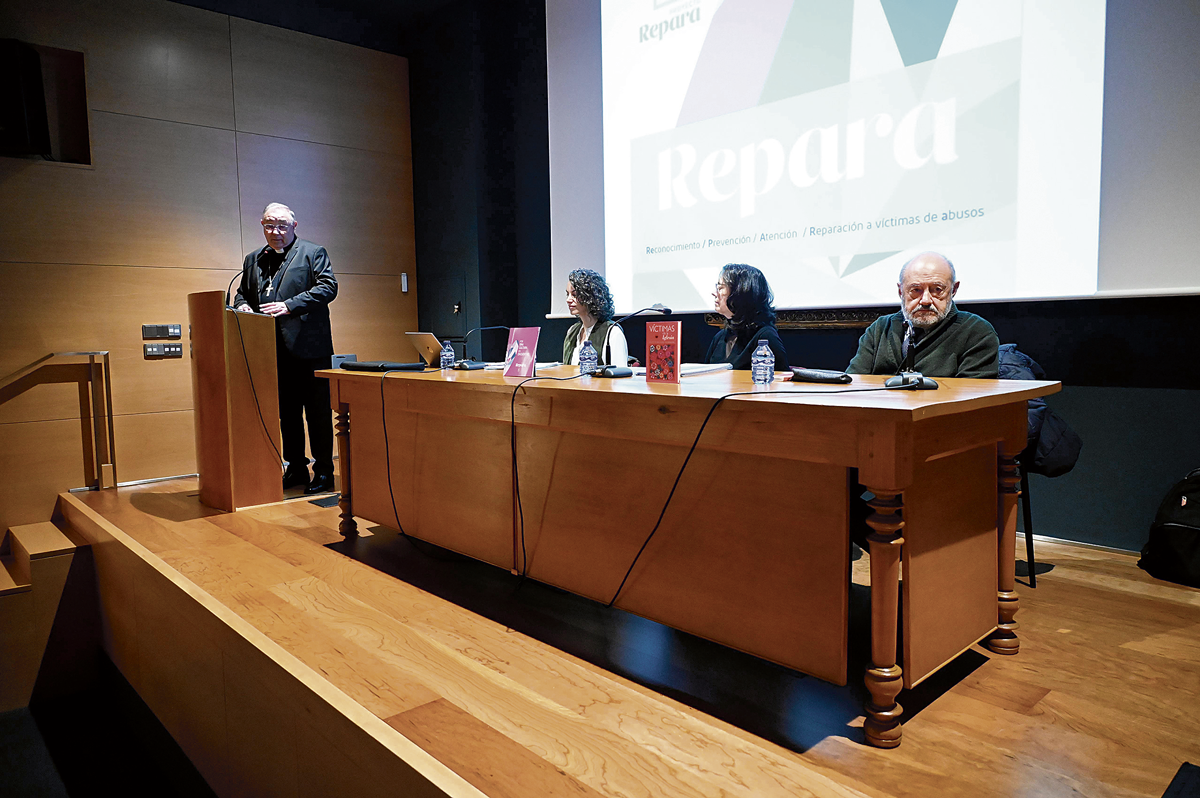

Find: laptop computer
405;331;448;366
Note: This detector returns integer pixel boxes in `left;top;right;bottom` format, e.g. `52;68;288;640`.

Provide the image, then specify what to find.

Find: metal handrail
0;351;117;489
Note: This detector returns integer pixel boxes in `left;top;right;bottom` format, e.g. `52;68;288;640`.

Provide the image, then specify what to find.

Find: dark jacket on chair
998;343;1082;477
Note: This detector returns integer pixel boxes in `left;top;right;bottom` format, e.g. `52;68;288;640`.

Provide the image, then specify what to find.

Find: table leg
335;402;357;538
986;452;1021;654
863;488;905;748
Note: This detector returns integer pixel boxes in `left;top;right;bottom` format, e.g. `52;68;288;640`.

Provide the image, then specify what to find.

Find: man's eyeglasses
904;284;950;300
261;221;293;232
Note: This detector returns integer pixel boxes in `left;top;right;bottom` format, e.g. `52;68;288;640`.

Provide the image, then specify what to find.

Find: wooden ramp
56;477;1200;798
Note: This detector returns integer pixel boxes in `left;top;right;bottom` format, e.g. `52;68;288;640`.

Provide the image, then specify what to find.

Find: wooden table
321;366;1059;748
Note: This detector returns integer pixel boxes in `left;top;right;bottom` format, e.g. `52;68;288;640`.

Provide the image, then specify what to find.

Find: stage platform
52;476;1200;798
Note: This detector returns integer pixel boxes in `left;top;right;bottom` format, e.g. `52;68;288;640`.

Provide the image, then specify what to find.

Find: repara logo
657;99;960;218
640;0;701;43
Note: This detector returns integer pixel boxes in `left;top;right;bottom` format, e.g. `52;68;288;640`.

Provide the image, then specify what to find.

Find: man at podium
234;203;339;494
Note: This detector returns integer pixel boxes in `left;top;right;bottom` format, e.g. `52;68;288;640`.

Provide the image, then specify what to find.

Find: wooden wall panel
236;132;416;277
0;418;90;534
0;0;417;534
0;113;242;269
332;273;421;363
0;411;197;532
229;17;410;157
112;410;196;484
0;263;238;424
0;0;235;128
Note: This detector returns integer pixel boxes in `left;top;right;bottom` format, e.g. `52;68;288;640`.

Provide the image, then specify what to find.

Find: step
0;521;78;713
0;522;74;595
10;521;76;562
0;552;32;596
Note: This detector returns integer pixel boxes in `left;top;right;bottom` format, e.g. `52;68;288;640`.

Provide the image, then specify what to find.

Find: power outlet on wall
144;342;183;358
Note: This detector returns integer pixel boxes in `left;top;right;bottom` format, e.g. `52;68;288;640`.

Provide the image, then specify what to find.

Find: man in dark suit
234;203;338;494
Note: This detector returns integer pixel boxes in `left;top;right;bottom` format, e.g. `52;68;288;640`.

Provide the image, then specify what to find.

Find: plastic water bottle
751;339;775;385
579;340;599;375
440;340;455;369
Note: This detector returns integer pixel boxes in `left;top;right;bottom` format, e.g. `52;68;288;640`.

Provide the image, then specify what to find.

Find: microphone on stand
612;303;671;324
224;272;242;309
454;325;510;369
595;304;672;378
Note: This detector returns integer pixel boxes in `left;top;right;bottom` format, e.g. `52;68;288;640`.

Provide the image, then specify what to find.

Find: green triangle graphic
841;251;902;278
759;1;854;105
880;0;959;67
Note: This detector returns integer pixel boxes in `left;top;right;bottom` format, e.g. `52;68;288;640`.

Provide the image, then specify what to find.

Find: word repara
658;100;958;218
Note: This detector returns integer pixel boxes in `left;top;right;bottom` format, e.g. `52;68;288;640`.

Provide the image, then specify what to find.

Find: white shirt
569;323;629;368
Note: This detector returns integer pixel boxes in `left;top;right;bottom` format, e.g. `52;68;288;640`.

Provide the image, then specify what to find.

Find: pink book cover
502;327;540;377
645;321;681;384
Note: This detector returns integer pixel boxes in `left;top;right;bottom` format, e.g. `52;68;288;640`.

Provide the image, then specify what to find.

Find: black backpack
1138;468;1200;588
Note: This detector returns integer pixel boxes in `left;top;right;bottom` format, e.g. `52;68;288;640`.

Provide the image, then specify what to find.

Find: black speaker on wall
0;39;52;159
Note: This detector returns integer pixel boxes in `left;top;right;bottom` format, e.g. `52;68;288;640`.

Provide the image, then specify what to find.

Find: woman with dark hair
561;269;629;367
704;263;790;370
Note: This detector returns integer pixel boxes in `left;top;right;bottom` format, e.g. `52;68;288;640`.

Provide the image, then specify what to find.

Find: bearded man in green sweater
848;251;999;378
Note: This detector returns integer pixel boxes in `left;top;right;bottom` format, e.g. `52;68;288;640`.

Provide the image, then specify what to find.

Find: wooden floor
72;477;1199;798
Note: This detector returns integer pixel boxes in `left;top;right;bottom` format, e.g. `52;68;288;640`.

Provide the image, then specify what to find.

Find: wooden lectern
188;290;283;511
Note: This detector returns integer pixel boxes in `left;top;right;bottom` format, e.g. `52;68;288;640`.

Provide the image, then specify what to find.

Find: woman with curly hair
704;263;790;370
561;269;629;367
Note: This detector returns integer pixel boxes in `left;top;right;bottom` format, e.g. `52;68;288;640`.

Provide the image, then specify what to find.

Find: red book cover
645;321;681;384
502;327;540;377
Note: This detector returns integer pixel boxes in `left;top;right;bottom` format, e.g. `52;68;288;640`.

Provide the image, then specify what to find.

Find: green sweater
847;305;999;378
562;319;619;366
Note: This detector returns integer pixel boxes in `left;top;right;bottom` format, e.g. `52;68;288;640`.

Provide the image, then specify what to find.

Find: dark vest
562;320;619;366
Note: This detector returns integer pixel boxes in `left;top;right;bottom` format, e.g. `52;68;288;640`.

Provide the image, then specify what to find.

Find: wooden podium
188;290;283;511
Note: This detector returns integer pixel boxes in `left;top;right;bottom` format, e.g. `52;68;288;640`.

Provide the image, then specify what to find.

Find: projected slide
601;0;1106;312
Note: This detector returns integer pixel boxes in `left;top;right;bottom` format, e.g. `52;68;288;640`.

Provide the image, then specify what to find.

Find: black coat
234;238;338;359
704;323;790;371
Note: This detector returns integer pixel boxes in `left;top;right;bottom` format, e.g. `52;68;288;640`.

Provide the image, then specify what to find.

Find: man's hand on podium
235;303;253;313
260;301;290;317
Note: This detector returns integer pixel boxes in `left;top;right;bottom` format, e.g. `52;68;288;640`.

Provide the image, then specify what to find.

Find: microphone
225;271;242;309
612;303;671;324
885;371;939;390
454;325;510;369
593;304;670;379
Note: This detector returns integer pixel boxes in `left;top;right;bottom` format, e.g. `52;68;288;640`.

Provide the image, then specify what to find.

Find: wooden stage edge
55;489;486;798
53;478;1200;798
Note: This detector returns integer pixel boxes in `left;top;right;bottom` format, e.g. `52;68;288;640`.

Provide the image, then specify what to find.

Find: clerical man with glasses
234;203;339;494
847;251;999;379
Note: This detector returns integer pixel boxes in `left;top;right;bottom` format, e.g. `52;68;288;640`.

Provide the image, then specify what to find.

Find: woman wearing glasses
704;263;790;370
